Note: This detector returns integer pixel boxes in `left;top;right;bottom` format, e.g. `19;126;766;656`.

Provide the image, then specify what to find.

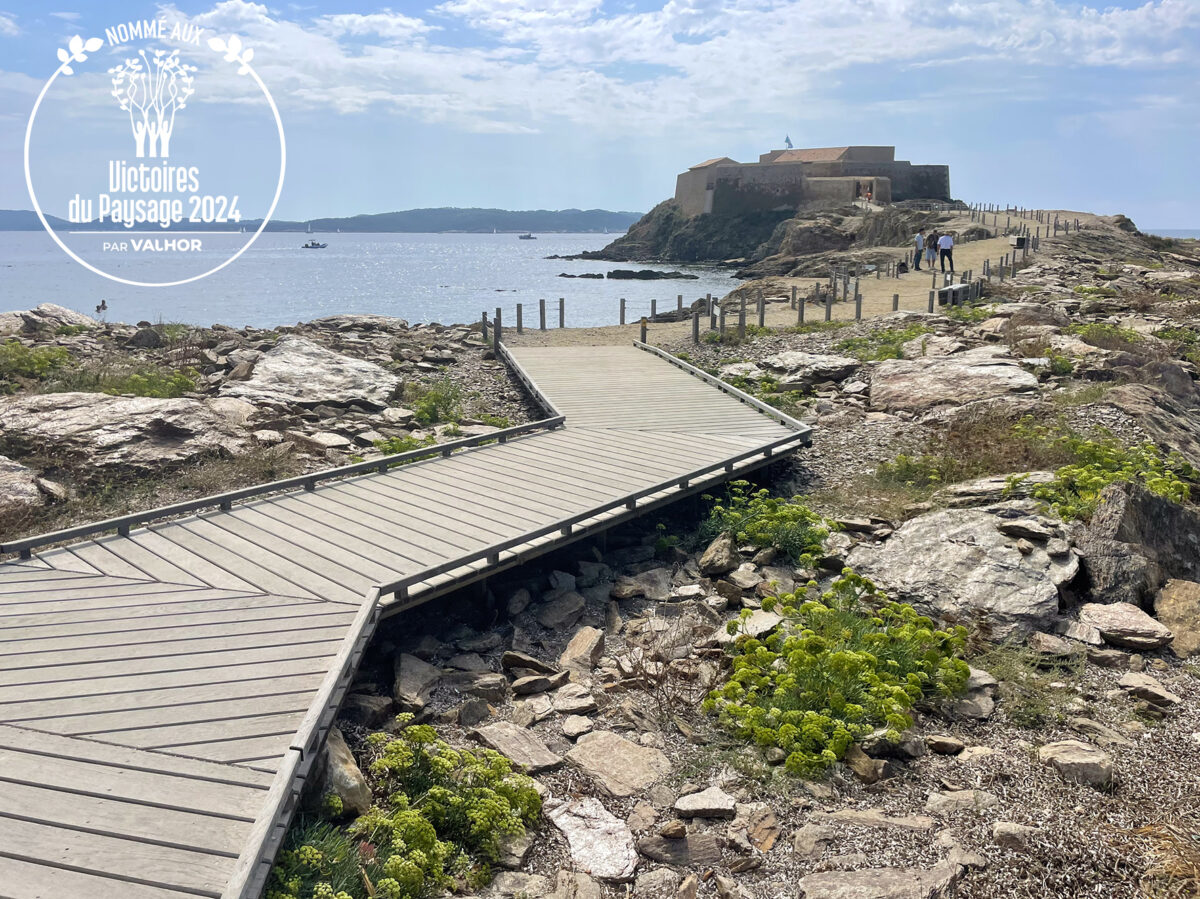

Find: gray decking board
0;342;809;897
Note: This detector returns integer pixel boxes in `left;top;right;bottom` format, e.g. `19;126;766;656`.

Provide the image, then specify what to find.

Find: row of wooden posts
480;204;1054;344
966;203;1083;237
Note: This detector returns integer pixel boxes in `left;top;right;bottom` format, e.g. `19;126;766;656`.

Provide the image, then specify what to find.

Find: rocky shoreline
2;213;1200;899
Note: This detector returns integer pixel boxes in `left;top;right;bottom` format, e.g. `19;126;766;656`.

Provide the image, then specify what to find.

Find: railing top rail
495;339;563;420
377;429;806;597
632;340;812;435
0;415;562;557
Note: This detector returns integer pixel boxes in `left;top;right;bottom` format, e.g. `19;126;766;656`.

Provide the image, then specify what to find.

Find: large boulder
393;653;441;712
1155;580;1200;657
846;509;1078;639
1077;602;1173;649
546;797;637;882
758;351;861;389
1075;482;1200;604
1037;740;1113;788
220;336;400;408
0;393;250;474
0;303;97;334
698;533;741;576
318;727;372;817
567;731;671;797
0;455;45;517
870;346;1039;413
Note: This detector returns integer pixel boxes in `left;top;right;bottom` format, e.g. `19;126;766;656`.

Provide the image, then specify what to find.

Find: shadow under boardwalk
0;342;810;898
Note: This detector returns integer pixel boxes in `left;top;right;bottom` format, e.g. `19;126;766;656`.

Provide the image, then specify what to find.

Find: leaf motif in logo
208;36;227;53
56;48;69;64
84;37;104;52
68;35;83;55
241;47;254;63
227;34;242;56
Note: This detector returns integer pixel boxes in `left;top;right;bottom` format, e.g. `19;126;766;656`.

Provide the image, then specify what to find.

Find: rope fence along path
0;340;809;898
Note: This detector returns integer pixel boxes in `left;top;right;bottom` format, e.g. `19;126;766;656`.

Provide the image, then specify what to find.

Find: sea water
0;231;739;329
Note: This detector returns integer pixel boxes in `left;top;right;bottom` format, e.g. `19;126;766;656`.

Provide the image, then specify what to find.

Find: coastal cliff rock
0;392;251;474
846;507;1079;638
0;455;46;517
219;335;401;408
0;303;98;335
870;347;1039;412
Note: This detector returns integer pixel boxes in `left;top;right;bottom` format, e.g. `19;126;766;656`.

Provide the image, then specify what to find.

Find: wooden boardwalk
0;342;810;898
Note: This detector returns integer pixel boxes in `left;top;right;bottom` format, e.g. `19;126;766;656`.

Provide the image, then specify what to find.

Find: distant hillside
0;207;639;233
0;209;71;231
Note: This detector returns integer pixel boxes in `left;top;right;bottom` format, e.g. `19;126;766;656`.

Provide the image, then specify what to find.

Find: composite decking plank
0;639;343;688
284;491;466;561
115;711;306;751
332;479;515;545
0;593;323;629
0;671;329;722
87;536;210;587
33;547;102;575
0;655;334;705
123;531;265;594
164;519;333;600
62;541;159;583
378;462;563;525
0;623;353;670
40;692;318;739
396;462;591;518
0;780;250;856
0;814;234;895
166;733;294;765
0;854;197;899
0;602;355;646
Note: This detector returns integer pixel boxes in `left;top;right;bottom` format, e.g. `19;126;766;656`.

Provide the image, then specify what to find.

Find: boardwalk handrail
222;586;384;899
633;340;811;434
496;339;563;419
379;429;806;602
0;416;563;558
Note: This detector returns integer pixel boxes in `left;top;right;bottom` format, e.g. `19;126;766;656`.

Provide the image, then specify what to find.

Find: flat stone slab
221;335;400;408
473;722;563;773
870;346;1038;412
546;797;637;882
1078;602;1174;649
567;731;671;797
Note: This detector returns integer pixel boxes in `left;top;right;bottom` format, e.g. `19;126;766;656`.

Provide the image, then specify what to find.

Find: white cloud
50;11;81;22
42;0;1200;138
0;12;19;36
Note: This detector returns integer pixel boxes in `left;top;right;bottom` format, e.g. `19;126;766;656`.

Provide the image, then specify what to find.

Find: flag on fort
784;135;793;149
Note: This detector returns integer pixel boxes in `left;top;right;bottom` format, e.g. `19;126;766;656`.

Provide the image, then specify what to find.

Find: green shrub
835;323;932;361
102;366;198;397
875;453;950;488
54;324;92;336
701;480;829;563
704;570;969;776
0;340;71;385
1072;285;1119;298
782;320;853;335
406;380;462;425
1010;421;1196;520
269;720;540;899
943;303;996;323
1043;350;1074;376
374;434;437;460
478;413;512;428
1066;322;1143;349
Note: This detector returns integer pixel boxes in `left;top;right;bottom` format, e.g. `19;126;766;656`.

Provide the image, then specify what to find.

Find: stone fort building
673;146;950;217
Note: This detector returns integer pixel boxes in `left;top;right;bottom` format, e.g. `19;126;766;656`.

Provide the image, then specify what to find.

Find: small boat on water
519;232;536;240
302;240;327;249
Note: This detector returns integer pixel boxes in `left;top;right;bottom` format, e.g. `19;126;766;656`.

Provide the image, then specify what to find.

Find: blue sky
1;0;1198;227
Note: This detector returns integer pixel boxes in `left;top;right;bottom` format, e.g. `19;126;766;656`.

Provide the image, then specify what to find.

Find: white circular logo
24;21;286;287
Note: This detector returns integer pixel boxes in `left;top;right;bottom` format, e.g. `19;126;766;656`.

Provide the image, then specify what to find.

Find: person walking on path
913;229;924;270
938;232;955;273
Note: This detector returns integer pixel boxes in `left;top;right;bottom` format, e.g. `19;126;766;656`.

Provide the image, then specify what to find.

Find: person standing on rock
938;232;955;273
913;230;924;270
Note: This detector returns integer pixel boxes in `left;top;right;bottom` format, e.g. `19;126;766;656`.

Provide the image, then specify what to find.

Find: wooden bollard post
619;297;626;325
931;270;937;289
798;291;805;324
481;311;489;341
692;309;700;344
791;285;797;309
516;303;523;334
677;294;683;313
757;290;765;328
855;289;862;320
494;307;503;344
824;290;832;322
738;296;746;339
892;293;899;311
651;298;657;320
719;305;726;336
709;301;716;331
928;290;935;313
639;317;647;343
538;298;546;330
558;297;564;328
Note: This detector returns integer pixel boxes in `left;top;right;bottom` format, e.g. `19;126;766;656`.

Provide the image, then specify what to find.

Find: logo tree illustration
109;49;196;158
